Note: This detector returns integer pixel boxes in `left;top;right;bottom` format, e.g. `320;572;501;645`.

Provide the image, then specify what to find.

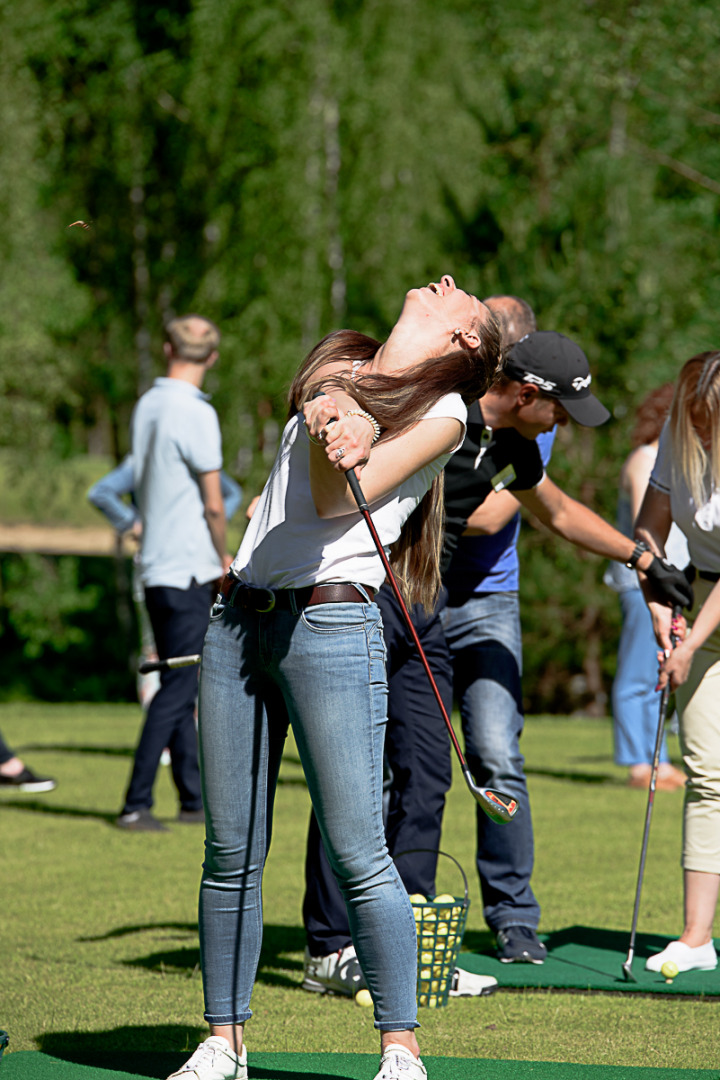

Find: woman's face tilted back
384;274;490;365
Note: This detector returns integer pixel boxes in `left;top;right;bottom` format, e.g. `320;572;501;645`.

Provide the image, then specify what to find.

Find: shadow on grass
20;742;134;756
0;798;117;822
460;928;495;955
524;765;620;784
37;1027;357;1079
79;922;306;990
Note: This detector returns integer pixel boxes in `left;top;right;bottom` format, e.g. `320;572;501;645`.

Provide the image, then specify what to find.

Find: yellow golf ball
409;893;427;905
433;893;455;904
355;988;373;1008
661;961;679;980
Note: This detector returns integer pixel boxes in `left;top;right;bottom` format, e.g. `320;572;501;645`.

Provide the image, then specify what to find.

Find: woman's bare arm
306;412;463;518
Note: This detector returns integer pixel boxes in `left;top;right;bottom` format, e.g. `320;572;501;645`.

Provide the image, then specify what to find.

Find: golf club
314;399;517;823
138;654;202;674
621;604;682;982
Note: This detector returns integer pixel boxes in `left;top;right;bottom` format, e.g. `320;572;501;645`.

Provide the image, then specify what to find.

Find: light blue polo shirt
131;377;223;589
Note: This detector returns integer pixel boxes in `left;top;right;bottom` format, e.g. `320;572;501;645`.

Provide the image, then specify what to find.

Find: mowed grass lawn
1;702;719;1070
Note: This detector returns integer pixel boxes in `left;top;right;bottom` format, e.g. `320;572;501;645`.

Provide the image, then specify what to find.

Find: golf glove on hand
645;556;694;610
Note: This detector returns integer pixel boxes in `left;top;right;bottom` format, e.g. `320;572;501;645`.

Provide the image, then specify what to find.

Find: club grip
345;468;368;511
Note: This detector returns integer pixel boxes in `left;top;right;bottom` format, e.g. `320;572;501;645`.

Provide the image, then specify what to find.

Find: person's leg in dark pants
0;729;13;766
302;585;452;961
121;581;213;816
380;586;453;896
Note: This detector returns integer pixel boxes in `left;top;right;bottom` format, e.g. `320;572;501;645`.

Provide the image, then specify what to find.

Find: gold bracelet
346;409;381;444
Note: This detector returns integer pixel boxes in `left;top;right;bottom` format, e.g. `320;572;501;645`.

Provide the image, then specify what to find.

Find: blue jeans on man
440;590;541;933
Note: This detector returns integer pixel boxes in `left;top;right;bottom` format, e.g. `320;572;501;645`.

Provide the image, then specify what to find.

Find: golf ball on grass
355;988;373;1007
661;961;679;982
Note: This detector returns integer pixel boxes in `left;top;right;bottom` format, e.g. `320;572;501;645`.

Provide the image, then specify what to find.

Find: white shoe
373;1044;427;1080
166;1037;247;1079
302;945;367;996
645;940;717;973
448;967;497;997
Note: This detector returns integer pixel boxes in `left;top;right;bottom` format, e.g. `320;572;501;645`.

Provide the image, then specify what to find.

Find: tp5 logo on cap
504;331;610;428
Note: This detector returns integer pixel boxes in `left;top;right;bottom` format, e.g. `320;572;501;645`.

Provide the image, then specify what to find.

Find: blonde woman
635;352;720;973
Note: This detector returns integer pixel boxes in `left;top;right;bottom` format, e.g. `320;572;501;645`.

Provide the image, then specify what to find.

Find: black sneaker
116;809;168;832
0;767;56;793
496;925;547;964
177;808;205;825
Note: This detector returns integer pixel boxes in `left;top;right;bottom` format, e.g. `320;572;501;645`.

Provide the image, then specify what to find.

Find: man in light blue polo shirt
117;314;231;832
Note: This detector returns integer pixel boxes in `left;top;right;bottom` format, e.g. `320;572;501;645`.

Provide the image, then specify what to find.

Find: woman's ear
453;327;481;351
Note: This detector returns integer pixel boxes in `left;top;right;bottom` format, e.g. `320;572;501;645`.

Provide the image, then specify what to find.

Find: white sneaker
302;945;367;996
645;940;718;973
448;967;497;997
373;1045;427;1080
166;1037;247;1080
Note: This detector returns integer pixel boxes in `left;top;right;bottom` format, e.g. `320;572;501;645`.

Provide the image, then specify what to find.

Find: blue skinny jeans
196;594;419;1031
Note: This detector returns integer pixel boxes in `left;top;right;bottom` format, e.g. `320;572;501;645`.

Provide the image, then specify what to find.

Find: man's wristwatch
626;539;650;570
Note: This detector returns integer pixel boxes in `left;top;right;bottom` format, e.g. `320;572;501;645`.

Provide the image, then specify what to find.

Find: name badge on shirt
491;464;516;492
473;426;493;469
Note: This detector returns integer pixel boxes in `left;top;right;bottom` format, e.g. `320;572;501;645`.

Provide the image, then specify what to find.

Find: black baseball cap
504;331;610;427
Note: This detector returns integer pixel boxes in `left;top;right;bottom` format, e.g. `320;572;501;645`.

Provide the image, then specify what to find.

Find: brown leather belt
218;575;375;613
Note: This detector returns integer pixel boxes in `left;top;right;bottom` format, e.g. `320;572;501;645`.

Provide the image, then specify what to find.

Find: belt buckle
255;587;276;613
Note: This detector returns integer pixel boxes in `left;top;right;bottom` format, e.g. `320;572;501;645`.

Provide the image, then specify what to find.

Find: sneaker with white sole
645;940;717;973
302;944;367;996
0;767;56;793
373;1044;427;1080
448;967;497;997
166;1036;247;1079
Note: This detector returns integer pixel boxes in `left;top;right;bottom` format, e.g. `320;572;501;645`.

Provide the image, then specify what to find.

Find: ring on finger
335;447;346;460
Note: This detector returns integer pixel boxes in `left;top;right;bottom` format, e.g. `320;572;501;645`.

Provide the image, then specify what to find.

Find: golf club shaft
622;606;682;980
138;654;202;674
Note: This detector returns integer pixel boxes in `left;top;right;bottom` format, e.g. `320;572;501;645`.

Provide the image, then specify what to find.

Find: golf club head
621;959;637;982
463;767;518;823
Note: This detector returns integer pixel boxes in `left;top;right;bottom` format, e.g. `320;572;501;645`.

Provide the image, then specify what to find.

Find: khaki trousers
677;577;720;873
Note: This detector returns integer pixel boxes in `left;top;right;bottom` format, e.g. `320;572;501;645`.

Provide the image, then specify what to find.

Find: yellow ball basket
397;849;470;1009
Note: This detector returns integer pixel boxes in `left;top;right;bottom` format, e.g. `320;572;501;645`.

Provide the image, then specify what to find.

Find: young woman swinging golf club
166;277;501;1080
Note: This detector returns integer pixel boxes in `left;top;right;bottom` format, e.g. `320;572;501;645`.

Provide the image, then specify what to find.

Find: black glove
644;556;694;610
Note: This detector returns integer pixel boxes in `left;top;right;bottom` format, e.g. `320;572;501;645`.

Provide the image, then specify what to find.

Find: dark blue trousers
121;581;213;814
302;584;453;955
0;729;14;766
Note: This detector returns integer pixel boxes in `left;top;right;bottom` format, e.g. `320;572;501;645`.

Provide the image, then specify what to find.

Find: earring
454;328;462;335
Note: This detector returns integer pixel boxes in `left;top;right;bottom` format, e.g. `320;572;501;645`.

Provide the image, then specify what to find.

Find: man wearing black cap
440;328;692;963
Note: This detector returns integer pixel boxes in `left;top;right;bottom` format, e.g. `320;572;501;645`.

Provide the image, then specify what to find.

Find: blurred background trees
1;0;718;708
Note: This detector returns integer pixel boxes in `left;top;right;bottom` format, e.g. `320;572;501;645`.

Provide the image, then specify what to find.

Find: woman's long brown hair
288;322;501;610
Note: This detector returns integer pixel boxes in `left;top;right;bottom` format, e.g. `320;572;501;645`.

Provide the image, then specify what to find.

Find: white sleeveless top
231;394;467;592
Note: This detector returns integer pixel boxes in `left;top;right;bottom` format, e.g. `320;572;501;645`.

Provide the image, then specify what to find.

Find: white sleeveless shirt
231;393;467;592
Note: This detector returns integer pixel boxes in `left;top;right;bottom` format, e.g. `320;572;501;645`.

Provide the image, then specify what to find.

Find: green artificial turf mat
3;1053;720;1079
456;926;720;995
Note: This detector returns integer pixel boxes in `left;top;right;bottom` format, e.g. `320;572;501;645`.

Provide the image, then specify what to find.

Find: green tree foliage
1;0;719;707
